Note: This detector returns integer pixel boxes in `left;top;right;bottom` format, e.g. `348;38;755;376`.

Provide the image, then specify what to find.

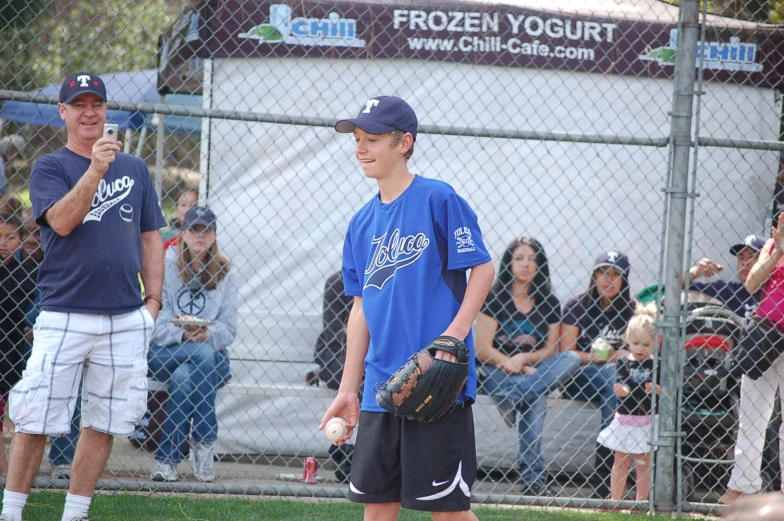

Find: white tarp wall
208;57;777;320
203;57;778;462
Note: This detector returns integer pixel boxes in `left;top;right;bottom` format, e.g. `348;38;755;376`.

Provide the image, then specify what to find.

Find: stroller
636;285;744;501
678;291;743;501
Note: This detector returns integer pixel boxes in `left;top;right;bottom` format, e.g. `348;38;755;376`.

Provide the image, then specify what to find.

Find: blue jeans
147;342;231;464
481;352;580;486
563;363;618;430
49;384;81;466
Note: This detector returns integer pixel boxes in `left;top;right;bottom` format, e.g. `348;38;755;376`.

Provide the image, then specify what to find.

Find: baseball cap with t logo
59;72;107;104
335;96;418;141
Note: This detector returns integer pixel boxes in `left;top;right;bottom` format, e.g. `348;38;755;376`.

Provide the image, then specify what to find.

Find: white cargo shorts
9;307;154;436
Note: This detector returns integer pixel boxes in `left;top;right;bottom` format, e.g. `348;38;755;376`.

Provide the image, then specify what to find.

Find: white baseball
325;417;348;442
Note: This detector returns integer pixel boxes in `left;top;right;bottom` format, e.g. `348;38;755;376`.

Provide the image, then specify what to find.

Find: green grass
22;492;676;521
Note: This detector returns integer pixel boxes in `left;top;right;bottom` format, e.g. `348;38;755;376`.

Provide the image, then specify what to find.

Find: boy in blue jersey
319;96;495;520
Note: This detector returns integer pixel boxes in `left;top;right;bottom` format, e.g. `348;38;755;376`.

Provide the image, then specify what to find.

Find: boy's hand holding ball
324;417;348;443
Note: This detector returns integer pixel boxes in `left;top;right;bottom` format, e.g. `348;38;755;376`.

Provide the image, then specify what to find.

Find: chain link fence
1;0;784;515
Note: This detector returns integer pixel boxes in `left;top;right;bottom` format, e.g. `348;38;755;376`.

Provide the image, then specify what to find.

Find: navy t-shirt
481;290;561;356
616;356;659;416
30;147;166;315
561;293;636;352
690;280;757;319
343;175;491;412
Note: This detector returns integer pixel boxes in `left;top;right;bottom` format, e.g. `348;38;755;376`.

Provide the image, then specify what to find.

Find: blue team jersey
30;147;167;315
342;175;491;412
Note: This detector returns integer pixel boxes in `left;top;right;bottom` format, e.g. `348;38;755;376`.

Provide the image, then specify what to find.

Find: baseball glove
375;336;469;422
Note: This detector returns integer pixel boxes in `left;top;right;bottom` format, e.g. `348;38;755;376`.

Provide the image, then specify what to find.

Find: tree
0;0;45;28
0;0;47;91
0;0;185;92
662;0;784;22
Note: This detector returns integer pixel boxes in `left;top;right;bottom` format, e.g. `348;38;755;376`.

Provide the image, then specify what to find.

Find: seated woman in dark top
474;236;580;497
559;250;636;496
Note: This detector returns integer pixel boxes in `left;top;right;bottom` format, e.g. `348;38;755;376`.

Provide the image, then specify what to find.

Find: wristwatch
144;295;164;309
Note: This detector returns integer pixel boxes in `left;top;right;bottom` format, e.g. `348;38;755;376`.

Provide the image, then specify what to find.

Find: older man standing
0;72;166;521
681;234;765;319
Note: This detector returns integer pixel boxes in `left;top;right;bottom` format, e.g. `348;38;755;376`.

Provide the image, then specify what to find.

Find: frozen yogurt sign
183;0;784;90
238;4;367;48
639;29;763;73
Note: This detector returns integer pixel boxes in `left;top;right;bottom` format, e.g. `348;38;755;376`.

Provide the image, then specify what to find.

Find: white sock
60;493;91;521
1;490;28;521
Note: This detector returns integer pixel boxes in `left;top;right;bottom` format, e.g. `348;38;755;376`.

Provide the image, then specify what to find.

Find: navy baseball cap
335;96;418;141
729;234;766;256
59;72;107;104
593;250;631;277
182;206;217;231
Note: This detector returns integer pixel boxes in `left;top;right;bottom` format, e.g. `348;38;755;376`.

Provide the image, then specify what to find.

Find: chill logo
639;29;762;73
238;4;366;48
364;229;430;290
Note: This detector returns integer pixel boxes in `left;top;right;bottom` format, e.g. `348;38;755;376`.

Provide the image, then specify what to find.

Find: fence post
655;0;701;513
155;93;165;199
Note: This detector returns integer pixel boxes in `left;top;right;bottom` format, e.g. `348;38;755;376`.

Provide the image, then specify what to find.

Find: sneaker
51;463;71;480
520;480;554;497
192;441;216;482
69;517;89;521
150;461;179;482
492;396;517;428
0;514;17;521
719;488;743;505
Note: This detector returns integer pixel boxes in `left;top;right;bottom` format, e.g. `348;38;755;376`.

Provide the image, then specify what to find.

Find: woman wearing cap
722;215;784;504
474;236;581;496
148;206;236;483
559;250;636;498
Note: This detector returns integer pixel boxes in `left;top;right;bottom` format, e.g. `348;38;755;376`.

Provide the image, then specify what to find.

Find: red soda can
303;457;318;484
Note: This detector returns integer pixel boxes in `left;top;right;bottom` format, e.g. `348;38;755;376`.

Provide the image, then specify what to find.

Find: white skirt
597;417;656;454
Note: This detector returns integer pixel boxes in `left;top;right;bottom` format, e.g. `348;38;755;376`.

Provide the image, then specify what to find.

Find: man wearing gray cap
681;234;765;318
680;234;769;506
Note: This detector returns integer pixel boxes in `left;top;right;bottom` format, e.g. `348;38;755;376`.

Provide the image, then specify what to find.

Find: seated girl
149;206;236;482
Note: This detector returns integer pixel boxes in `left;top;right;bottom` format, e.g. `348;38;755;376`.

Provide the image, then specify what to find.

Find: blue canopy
1;70;201;135
147;92;204;136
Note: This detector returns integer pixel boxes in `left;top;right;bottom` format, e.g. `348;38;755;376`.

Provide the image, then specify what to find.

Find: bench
151;310;602;475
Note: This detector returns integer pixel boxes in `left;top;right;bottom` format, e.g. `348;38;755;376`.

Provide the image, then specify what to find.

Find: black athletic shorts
346;403;476;512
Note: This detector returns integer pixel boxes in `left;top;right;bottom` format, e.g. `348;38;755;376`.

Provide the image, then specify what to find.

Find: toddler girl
596;303;660;501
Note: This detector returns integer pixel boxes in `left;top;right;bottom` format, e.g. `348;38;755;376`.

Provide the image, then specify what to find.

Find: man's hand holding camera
90;126;122;176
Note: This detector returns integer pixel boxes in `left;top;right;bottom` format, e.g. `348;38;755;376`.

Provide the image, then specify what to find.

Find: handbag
731;316;784;380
